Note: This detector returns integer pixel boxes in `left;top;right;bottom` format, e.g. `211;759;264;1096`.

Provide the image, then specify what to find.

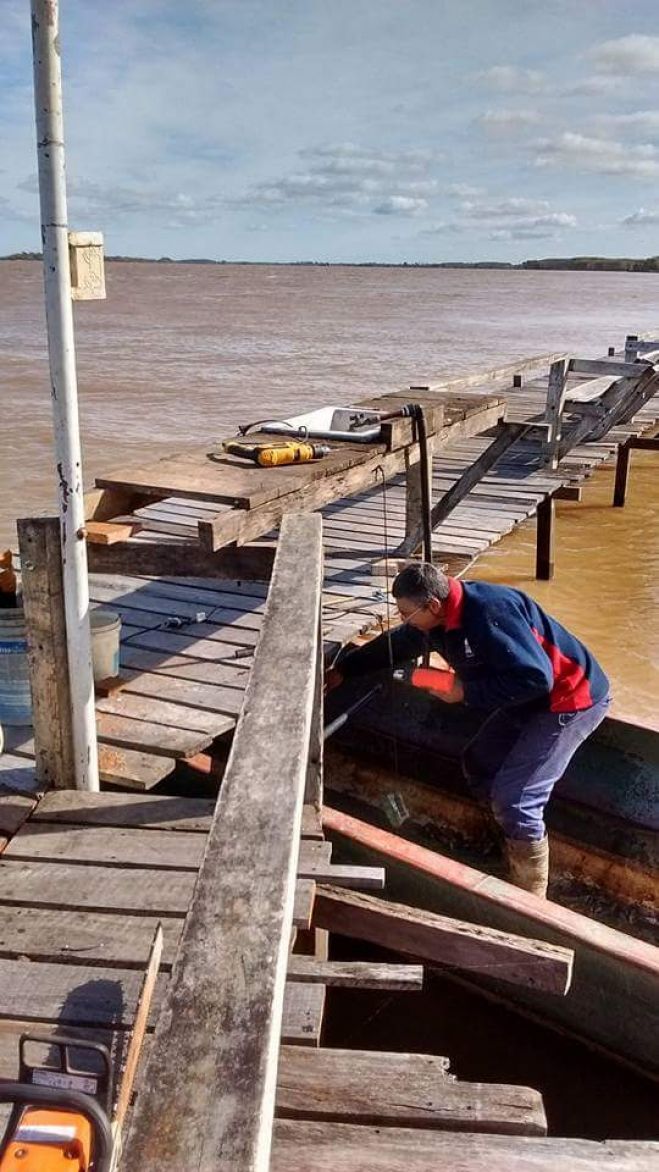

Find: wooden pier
0;340;658;1166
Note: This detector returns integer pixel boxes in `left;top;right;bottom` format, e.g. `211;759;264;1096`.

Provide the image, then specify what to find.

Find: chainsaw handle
0;1081;113;1172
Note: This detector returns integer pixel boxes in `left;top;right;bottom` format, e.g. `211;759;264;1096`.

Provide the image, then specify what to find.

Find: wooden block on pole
17;517;74;789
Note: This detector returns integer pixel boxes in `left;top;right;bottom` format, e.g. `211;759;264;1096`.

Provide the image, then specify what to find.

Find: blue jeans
461;696;611;842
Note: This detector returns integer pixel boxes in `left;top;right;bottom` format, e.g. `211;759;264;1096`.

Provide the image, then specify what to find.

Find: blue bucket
0;609;33;726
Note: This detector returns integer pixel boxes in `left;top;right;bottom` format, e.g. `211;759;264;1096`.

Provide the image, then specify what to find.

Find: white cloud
622;207;659;226
445;183;484;198
373;196;428;215
460;197;552;219
563;75;627;97
242;143;441;217
476;109;541;135
593;111;659;137
535;132;659;178
589;35;659;75
475;65;545;93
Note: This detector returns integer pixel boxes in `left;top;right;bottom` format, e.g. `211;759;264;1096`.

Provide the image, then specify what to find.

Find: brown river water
1;261;657;728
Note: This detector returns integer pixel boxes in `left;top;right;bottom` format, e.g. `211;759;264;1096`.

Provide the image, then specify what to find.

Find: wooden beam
275;1048;546;1135
629;436;659;451
535;496;555;581
286;958;423;990
553;485;581;502
86;538;276;580
569;357;644;379
272;1121;659;1172
16;517;74;790
410;352;567;394
397;422;528;557
123;513;324;1172
312;886;573;995
557;364;658;459
542;358;568;469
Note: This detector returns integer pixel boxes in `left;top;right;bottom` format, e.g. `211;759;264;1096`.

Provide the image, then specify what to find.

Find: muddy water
1;260;657;720
469;453;659;731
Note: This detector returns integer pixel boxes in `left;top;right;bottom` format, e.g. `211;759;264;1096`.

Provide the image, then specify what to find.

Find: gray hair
392;562;450;605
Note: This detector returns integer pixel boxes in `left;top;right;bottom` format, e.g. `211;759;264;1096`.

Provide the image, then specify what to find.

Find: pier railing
120;512;324;1172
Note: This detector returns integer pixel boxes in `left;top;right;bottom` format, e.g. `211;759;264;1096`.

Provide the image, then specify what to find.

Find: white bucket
90;608;122;682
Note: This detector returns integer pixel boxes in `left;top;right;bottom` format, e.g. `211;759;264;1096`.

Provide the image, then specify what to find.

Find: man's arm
462;601;553;710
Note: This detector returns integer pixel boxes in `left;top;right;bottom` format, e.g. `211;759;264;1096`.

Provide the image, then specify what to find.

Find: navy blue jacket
338;578;609;714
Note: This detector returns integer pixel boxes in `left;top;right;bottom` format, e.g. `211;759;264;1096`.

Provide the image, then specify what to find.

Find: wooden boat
322;678;659;1080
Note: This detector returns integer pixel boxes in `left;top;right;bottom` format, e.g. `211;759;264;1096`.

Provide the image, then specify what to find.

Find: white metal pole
30;0;100;791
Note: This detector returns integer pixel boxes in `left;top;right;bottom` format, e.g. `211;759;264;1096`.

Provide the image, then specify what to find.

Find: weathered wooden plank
0;859;196;916
3;822;206;871
272;1122;659;1171
313;887;573;994
96;745;176;791
293;880;316;931
0;906;182;969
95;692;234;736
117;666;245;716
286;959;423;990
33;790;215;832
86;539;276;581
0;794;37;838
86;520;141;544
16;517;74;790
123;513;324;1172
275;1047;545;1134
96;712;211;758
410;353;565;393
297;863;385;889
0;957;165;1028
281;983;325;1047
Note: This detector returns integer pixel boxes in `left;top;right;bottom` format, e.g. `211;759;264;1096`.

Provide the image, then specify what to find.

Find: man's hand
439;674;464;704
324;666;344;694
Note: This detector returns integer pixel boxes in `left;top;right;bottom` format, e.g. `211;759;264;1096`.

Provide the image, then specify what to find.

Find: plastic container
0;609;33;726
90;608;122;682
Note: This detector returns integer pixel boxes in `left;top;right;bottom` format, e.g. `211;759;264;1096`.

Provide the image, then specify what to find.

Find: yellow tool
222;439;332;467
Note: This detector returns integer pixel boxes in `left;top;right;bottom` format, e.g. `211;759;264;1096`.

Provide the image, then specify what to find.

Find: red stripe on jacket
531;627;593;712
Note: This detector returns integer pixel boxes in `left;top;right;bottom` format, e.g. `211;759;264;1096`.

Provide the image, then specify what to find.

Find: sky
2;1;659;263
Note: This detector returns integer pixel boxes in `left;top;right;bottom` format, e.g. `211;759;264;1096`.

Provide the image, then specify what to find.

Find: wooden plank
569;357;642;378
397;423;528;556
0;957;165;1028
97;745;176;791
95;712;211;759
286;959;423;990
0;859;196;916
293;880;316;930
117;666;245;716
123;513;324;1172
297;863;385;889
86;539;276;581
3;822;207;871
275;1047;545;1134
0;905;181;969
410;353;566;393
95;692;234;737
272;1122;659;1172
281;984;325;1047
33;790;215;832
313;887;573;994
86;520;140;544
16;517;74;790
0;794;37;838
113;926;163;1133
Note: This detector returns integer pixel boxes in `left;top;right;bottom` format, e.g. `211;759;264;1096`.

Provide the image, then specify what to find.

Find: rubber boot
505;835;549;898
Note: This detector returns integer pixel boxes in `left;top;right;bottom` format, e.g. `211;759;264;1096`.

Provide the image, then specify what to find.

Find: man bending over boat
325;562;610;899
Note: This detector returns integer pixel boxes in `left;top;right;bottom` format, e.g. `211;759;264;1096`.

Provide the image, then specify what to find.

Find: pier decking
1;342;658;1166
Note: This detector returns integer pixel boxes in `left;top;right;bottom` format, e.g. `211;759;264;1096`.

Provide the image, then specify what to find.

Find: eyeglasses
396;601;428;623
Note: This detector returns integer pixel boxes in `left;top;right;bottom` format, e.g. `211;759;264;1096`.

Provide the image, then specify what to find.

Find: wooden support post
535;496;555;581
512;374;522;387
613;442;632;507
404;444;432;546
123;513;324;1172
608;346;615;357
16;517;75;789
542;358;568;469
397;422;528;558
625;334;638;363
